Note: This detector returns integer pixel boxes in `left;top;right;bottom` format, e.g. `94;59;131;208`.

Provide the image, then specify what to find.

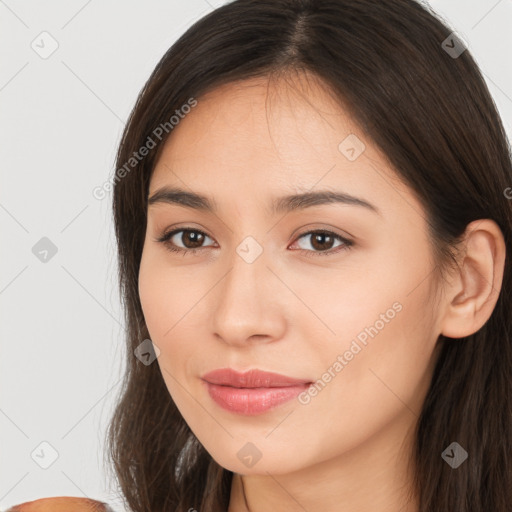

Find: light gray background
1;1;511;510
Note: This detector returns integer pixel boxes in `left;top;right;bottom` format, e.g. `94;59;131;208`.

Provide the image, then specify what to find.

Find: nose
211;245;287;347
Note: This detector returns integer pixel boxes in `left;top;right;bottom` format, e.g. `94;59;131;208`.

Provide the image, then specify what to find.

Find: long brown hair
105;1;512;510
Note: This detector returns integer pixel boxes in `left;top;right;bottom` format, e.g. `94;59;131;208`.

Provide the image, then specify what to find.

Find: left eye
156;228;353;257
290;230;353;256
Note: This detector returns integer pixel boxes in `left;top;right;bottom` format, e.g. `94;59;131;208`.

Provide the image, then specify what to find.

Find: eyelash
156;227;354;258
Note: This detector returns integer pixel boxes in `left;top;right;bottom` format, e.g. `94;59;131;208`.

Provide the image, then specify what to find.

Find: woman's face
138;73;445;475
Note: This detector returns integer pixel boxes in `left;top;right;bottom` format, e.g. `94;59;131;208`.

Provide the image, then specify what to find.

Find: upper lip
201;368;311;388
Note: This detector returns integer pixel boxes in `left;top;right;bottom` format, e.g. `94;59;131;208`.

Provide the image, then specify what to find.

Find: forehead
148;73;421;222
155;72;357;166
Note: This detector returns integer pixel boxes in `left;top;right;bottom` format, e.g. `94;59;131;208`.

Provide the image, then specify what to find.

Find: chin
209;445;304;476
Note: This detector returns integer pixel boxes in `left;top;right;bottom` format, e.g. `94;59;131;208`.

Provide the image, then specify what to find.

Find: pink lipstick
201;368;312;415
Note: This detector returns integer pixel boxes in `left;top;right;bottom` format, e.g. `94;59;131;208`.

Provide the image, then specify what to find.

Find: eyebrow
147;186;380;216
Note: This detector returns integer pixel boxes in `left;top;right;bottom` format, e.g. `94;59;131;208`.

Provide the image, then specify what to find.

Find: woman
105;0;512;510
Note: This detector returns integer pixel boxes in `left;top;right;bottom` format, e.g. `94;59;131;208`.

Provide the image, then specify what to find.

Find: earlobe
440;219;506;339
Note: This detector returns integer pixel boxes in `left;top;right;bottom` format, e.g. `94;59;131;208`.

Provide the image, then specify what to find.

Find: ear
440;219;506;339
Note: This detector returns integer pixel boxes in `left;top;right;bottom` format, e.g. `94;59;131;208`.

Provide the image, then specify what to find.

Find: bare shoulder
5;497;114;512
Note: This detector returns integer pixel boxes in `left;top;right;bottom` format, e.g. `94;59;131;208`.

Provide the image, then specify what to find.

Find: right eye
156;227;217;255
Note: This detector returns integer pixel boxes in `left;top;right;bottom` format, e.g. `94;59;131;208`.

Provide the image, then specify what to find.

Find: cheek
312;302;436;463
138;248;201;340
287;246;402;349
138;249;206;398
299;247;438;434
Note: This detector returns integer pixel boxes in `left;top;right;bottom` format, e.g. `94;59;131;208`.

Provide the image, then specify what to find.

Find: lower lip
203;381;311;415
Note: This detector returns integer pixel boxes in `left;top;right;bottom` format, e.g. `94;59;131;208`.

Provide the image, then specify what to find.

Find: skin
6;497;110;511
138;71;506;512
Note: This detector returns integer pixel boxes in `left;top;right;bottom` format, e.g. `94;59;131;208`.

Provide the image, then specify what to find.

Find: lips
201;368;313;415
201;368;311;388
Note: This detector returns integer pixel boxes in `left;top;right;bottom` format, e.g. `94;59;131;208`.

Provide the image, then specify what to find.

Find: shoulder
5;497;114;512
